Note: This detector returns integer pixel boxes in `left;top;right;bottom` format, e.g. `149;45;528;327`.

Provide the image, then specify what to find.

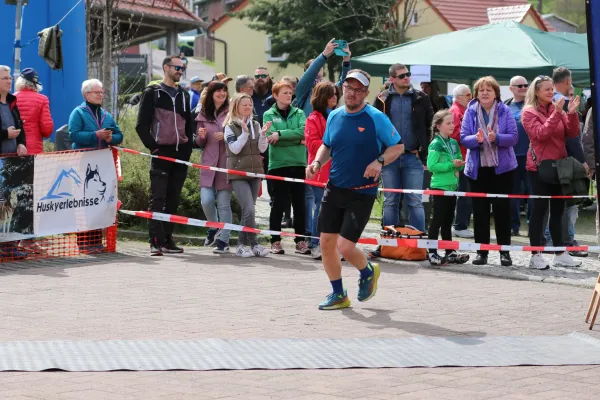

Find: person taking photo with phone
69;79;123;150
68;78;124;254
294;38;352;253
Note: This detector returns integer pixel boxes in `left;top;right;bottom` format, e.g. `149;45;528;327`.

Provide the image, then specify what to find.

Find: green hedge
116;109;241;235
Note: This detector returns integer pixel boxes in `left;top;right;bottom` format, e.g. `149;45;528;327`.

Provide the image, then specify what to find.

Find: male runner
306;70;404;310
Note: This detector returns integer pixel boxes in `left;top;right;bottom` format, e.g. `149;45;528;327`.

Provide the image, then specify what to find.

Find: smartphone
333;40;348;57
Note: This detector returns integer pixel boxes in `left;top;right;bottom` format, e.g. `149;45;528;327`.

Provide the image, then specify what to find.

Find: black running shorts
318;183;376;243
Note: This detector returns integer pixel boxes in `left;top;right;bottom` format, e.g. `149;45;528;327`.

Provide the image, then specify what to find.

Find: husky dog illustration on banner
84;164;107;202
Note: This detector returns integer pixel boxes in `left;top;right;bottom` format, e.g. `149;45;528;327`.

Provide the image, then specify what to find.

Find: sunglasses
392;72;411;79
511;84;529;88
168;65;186;72
255;74;269;79
343;84;368;94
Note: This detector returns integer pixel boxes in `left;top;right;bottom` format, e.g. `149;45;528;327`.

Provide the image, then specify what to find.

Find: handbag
530;145;560;184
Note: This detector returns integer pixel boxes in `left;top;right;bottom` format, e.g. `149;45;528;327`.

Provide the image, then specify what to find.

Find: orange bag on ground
380;225;427;261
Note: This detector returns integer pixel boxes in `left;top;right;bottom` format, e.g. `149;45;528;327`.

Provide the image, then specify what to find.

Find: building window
410;11;419;26
267;36;287;62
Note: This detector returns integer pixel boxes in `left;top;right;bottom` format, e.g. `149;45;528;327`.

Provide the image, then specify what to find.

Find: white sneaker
236;245;253;258
529;253;550;270
552;252;582;268
453;228;474;238
252;244;269;257
311;245;322;260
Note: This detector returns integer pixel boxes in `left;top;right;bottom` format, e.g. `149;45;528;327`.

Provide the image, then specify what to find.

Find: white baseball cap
344;71;370;87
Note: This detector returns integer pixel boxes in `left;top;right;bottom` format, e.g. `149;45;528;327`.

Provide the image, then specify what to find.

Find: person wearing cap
14;68;54;155
306;69;404;310
188;76;203;111
214;72;232;84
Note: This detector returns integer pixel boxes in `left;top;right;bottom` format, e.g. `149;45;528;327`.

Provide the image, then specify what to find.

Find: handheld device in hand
333;40;349;57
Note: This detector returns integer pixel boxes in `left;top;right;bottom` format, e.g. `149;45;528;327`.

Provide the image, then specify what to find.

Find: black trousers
428;190;456;254
528;171;565;252
469;167;513;256
269;166;306;243
262;151;273;199
148;157;188;245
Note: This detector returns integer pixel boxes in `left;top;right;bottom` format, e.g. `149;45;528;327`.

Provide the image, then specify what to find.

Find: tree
238;0;402;81
553;0;586;33
85;0;146;117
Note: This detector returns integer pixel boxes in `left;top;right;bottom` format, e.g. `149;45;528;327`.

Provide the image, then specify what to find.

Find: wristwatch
377;156;385;165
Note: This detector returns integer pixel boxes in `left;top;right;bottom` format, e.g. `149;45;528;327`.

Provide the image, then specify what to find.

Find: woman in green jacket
262;80;309;255
427;110;469;266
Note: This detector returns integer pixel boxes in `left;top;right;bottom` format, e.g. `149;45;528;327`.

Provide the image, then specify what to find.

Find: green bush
116;109;241;235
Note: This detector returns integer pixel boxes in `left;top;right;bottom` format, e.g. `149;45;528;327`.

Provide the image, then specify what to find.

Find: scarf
476;100;499;167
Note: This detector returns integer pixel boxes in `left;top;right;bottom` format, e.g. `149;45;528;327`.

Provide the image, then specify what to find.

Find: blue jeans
305;184;314;236
382;153;425;232
200;187;232;243
511;155;532;231
453;171;472;230
310;186;325;246
543;203;578;245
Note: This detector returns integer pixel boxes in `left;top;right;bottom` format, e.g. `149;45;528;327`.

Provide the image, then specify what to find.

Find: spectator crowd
0;39;597;280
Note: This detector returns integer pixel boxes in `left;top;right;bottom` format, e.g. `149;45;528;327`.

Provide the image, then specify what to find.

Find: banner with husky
33;149;118;238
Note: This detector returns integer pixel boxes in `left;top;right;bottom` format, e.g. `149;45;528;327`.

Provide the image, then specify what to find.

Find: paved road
0;241;599;399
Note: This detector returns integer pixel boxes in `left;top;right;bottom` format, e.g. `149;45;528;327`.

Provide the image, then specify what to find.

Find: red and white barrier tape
119;209;600;253
113;147;596;199
119;210;317;239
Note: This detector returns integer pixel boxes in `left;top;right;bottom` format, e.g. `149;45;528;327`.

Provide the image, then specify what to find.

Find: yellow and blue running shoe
318;291;351;310
357;263;380;302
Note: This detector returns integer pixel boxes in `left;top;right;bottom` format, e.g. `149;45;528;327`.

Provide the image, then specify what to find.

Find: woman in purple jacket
460;76;518;267
196;81;232;253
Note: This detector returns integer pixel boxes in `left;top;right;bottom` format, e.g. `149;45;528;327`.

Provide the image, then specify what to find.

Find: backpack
379;225;427;261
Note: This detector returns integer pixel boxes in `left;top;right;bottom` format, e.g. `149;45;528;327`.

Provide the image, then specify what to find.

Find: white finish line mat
1;333;600;371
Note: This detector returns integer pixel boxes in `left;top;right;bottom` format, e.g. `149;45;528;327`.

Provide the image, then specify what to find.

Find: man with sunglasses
252;67;273;126
136;56;194;256
374;63;433;235
507;76;532;237
306;70;403;310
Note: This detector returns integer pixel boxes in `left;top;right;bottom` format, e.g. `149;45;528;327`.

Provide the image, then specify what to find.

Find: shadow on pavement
0;250;162;278
341;307;487;343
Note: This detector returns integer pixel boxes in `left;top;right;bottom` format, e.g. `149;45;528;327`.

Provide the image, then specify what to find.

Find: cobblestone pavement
1;241;600;399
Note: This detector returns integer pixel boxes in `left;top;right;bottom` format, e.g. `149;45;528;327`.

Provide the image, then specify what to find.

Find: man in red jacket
449;84;473;239
14;68;54;155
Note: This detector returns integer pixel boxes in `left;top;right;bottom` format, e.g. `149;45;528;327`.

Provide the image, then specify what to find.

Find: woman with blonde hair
224;93;271;257
521;75;582;270
14;68;54;155
460;76;518;267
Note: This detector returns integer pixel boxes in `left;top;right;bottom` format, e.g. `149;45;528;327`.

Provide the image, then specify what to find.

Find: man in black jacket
374;63;433;233
136;56;193;256
0;65;28;260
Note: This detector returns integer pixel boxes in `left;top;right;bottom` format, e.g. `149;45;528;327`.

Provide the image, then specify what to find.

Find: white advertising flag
33;149;118;236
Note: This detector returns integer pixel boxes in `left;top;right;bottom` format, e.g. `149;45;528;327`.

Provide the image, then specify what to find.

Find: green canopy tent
352;21;590;86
